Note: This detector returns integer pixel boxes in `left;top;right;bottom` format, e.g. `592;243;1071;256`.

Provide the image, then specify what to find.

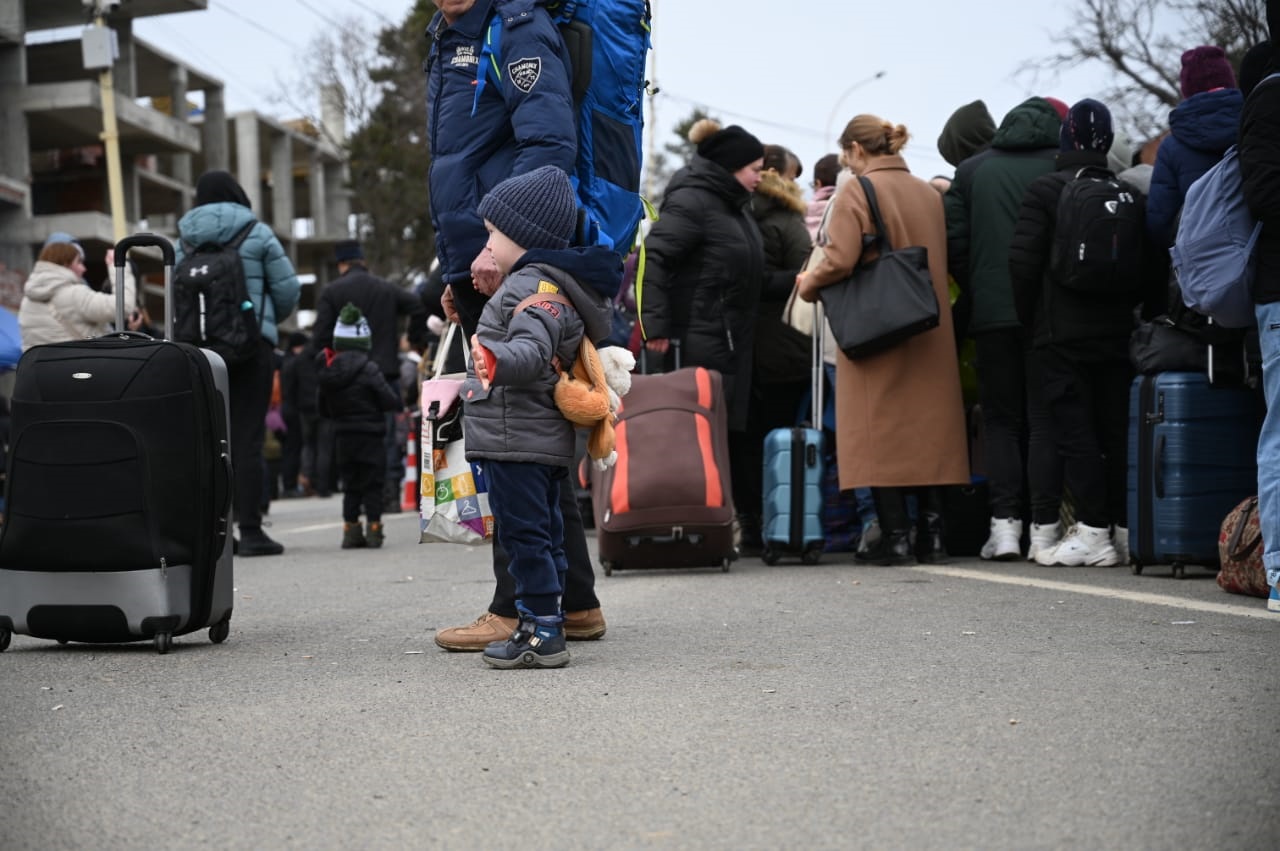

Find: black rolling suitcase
0;234;234;654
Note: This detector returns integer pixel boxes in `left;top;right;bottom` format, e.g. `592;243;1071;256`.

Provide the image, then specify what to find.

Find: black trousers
975;329;1062;524
228;339;274;533
1032;349;1131;529
734;379;810;521
450;274;601;617
337;431;386;524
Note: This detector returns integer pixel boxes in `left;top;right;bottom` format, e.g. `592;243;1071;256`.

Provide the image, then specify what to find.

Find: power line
347;0;398;25
659;90;828;139
209;0;300;51
148;19;265;98
290;0;345;30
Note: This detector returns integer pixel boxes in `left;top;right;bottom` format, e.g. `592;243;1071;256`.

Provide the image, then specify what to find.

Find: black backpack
1050;166;1145;296
173;222;261;364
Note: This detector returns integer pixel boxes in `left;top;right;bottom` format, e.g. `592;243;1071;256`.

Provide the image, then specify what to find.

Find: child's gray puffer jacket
462;248;617;467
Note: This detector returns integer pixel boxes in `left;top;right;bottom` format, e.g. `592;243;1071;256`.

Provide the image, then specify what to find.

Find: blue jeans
485;460;568;617
1257;302;1280;588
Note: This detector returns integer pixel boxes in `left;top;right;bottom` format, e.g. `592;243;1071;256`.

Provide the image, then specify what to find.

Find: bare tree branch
1021;0;1266;141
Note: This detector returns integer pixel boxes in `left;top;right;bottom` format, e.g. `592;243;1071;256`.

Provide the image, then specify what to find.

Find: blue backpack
1172;73;1280;329
473;0;652;255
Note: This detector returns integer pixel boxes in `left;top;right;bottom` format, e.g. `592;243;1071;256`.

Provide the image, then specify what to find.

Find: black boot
915;488;949;564
855;487;916;566
916;511;950;563
855;528;915;565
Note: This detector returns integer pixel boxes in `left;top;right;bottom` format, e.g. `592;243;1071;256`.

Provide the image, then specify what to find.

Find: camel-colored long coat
798;155;969;489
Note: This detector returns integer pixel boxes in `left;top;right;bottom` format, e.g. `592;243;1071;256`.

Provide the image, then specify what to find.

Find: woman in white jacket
18;240;136;349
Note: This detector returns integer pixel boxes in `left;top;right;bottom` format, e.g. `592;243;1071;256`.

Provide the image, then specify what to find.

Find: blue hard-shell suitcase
1127;371;1263;577
761;302;826;565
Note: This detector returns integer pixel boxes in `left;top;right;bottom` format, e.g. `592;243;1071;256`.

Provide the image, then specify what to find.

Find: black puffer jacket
1241;69;1280;304
315;349;402;434
751;170;812;385
314;263;426;380
640;155;764;428
1008;150;1146;360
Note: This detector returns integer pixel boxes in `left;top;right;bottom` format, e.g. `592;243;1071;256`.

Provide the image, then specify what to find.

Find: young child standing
464;165;616;669
316;303;402;549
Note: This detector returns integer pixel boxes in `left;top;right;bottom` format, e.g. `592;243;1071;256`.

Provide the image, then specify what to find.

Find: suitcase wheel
0;628;10;652
1172;563;1186;580
761;545;780;566
1131;560;1144;576
801;545;823;566
721;557;731;573
154;632;173;655
209;618;231;645
601;559;616;577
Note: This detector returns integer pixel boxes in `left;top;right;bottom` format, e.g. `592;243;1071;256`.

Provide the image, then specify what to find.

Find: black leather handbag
818;177;940;360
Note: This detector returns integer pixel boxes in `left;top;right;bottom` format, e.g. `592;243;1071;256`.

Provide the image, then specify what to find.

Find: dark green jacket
945;97;1062;334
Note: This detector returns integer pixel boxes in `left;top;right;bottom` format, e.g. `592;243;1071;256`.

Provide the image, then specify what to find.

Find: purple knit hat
1180;46;1237;98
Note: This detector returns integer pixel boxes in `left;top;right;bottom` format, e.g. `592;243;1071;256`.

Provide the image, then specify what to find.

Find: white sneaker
1027;521;1063;562
980;517;1023;561
1112;526;1129;564
1034;523;1119;566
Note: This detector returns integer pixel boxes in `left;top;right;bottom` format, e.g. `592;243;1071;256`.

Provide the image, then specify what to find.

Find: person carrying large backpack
425;0;648;651
1009;99;1149;567
175;170;300;557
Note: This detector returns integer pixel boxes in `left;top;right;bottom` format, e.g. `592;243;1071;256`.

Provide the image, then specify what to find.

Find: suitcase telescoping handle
113;233;175;341
811;301;824;428
639;338;681;375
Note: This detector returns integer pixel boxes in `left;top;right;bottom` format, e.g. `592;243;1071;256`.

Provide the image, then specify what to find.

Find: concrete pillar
112;19;136;97
0;12;32;291
234;114;261;213
309;148;326;240
169;65;192;211
324;161;349;238
202;86;228;173
271;132;293;237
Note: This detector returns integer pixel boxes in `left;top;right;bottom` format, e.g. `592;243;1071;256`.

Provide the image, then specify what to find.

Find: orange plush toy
555;338;618;467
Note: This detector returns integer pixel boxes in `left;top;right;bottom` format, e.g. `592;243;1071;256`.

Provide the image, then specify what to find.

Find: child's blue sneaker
1269;586;1280;613
482;613;569;669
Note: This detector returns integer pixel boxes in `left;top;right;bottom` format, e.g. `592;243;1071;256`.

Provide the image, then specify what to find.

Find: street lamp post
824;70;887;147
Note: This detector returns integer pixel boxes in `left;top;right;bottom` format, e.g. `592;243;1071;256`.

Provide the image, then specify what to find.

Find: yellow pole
96;14;127;241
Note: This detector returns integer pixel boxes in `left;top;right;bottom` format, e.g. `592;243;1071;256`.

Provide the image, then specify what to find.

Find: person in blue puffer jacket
426;0;611;653
176;170;300;557
425;0;576;333
1146;46;1243;249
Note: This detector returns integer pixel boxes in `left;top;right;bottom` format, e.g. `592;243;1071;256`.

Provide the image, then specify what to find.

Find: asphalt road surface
1;495;1277;849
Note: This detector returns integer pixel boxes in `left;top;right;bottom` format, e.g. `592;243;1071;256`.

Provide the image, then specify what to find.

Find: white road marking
910;565;1275;621
281;513;420;535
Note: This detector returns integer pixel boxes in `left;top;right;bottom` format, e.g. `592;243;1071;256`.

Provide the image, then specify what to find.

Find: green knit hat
333;303;371;351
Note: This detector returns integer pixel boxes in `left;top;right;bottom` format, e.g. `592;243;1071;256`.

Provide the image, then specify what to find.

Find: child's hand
471;334;495;389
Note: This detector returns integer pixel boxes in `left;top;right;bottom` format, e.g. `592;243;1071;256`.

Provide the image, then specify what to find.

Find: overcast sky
123;0;1161;185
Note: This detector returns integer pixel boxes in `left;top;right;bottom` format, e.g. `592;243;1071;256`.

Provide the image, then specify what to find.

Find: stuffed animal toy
553;341;635;470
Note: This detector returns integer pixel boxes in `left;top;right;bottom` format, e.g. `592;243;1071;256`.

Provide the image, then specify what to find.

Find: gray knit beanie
478;165;578;251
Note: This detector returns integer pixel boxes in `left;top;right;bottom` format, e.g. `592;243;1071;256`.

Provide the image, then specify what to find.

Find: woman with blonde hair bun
796;114;968;565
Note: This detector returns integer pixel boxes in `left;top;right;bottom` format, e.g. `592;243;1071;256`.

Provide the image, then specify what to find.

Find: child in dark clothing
464;165;616;669
316;303;402;549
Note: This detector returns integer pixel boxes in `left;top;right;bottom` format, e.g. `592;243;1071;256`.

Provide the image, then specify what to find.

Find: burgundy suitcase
590;364;736;574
